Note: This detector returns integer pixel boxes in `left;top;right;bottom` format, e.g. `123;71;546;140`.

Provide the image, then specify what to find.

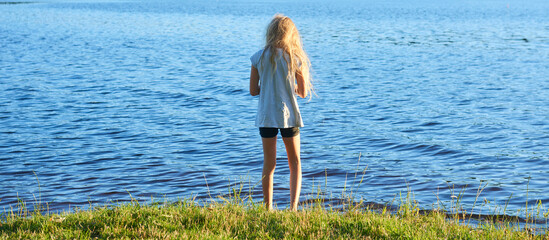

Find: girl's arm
249;66;260;96
295;71;307;98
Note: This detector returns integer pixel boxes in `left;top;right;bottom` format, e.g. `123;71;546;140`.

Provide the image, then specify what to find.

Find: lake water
1;0;548;219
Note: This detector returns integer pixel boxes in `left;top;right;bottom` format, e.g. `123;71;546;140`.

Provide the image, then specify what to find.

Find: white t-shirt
251;48;304;128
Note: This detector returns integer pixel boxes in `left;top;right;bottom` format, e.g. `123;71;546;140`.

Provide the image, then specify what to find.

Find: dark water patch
95;157;121;162
400;128;423;133
504;37;530;43
433;149;461;156
419;121;442;127
96;191;128;197
0;2;35;4
303;170;330;179
76;177;99;182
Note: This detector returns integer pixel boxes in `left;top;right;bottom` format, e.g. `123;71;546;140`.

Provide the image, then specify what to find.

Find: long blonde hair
262;14;313;98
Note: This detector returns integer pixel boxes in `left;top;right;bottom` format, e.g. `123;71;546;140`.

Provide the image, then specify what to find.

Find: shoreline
2;194;548;239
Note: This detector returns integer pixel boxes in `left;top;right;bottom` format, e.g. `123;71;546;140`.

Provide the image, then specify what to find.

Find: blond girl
249;14;313;211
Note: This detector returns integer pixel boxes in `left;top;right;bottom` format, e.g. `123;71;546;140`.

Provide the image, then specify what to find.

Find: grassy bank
2;171;547;239
1;195;547;239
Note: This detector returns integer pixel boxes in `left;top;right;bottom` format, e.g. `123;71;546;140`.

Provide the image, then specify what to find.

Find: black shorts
259;127;300;138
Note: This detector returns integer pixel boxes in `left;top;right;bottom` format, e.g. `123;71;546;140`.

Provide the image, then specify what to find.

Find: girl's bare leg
282;134;301;211
262;136;277;211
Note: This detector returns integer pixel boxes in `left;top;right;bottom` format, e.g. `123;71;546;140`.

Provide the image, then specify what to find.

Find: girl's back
251;47;303;128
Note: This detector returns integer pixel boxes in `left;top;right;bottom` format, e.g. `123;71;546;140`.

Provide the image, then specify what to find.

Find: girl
249;14;313;211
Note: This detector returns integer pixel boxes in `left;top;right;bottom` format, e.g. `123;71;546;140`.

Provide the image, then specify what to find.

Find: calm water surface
1;0;548;218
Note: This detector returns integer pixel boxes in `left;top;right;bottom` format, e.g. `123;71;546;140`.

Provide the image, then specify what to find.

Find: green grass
1;192;547;239
1;169;547;239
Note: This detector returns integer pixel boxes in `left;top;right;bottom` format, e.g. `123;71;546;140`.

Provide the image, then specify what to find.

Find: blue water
1;0;548;218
